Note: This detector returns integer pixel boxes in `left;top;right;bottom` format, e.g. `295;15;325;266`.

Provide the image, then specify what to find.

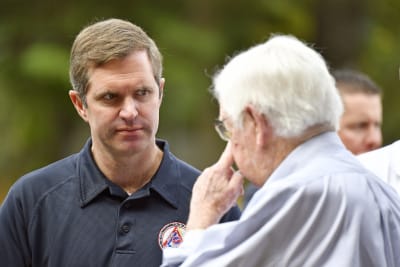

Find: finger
215;142;234;169
230;170;244;189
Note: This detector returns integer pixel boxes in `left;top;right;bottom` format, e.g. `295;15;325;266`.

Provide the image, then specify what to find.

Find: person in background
0;18;240;267
244;68;384;207
356;68;400;194
161;34;400;266
333;69;383;155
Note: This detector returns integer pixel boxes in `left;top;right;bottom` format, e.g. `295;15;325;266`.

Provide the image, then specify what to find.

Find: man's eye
351;122;368;130
137;89;151;96
103;93;116;100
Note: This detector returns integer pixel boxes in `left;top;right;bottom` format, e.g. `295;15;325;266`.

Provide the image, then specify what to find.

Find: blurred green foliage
1;0;400;201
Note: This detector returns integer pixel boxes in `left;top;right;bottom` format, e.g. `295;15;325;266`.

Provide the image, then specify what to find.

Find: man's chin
115;139;150;154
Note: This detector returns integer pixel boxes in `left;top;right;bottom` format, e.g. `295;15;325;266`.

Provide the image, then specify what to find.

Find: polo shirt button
121;224;130;233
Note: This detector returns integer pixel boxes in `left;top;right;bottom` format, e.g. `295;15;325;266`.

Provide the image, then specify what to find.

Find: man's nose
119;98;138;121
365;126;382;151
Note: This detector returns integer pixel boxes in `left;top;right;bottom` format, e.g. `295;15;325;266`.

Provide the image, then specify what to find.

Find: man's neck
92;144;164;195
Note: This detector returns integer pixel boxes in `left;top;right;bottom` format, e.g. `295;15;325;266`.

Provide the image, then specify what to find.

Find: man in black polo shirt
0;18;240;267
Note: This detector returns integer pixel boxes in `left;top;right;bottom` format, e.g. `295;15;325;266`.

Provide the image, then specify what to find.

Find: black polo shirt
0;139;241;267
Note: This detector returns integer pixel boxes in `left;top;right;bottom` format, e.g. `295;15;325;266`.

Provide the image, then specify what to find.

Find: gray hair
212;35;343;138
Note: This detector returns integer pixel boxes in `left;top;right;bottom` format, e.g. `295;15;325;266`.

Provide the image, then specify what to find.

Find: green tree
1;0;399;201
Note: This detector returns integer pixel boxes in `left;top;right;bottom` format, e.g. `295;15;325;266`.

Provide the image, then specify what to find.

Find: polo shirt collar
149;139;179;208
77;139;109;207
77;138;180;208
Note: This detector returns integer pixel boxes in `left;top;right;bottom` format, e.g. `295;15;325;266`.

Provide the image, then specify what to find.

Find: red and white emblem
158;222;186;249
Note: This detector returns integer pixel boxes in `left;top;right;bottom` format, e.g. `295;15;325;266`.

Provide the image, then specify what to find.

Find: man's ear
159;78;165;99
244;105;271;146
69;90;88;122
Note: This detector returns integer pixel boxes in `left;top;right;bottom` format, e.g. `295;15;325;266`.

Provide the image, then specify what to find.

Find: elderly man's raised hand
186;143;244;230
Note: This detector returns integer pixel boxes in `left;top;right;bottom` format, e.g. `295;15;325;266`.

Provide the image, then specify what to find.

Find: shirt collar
77;138;180;208
77;139;109;207
265;131;343;185
149;139;179;208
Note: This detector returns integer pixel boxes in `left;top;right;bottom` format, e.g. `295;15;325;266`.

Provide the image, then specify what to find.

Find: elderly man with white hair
161;35;400;267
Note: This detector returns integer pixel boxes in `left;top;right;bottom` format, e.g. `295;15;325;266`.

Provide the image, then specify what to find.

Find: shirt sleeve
0;187;32;267
161;230;205;267
161;173;396;266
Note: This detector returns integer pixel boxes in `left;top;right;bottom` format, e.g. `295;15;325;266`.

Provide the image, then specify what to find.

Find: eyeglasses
214;119;231;141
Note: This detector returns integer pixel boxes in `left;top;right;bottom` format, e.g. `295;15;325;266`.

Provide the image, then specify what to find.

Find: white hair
212;35;343;138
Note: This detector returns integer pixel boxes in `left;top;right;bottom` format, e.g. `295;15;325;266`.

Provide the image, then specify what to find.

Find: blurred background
1;0;399;202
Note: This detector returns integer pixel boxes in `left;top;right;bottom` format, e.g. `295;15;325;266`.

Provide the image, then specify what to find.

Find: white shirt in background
358;140;400;194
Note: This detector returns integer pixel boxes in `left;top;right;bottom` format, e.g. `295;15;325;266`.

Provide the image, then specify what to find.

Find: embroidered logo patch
158;222;186;249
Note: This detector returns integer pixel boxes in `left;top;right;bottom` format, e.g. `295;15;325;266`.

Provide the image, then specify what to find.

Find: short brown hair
69;18;163;105
332;69;381;96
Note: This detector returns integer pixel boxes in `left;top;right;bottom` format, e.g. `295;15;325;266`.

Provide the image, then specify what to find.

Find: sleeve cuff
161;229;205;267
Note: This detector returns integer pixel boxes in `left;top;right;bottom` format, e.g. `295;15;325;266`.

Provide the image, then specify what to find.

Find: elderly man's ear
244;105;272;147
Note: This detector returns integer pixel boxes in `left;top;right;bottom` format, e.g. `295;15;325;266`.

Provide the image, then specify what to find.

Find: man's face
218;107;272;186
338;92;382;155
72;51;164;158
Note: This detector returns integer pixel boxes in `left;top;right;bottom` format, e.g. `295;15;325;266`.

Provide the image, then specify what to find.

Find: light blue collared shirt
162;132;400;267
